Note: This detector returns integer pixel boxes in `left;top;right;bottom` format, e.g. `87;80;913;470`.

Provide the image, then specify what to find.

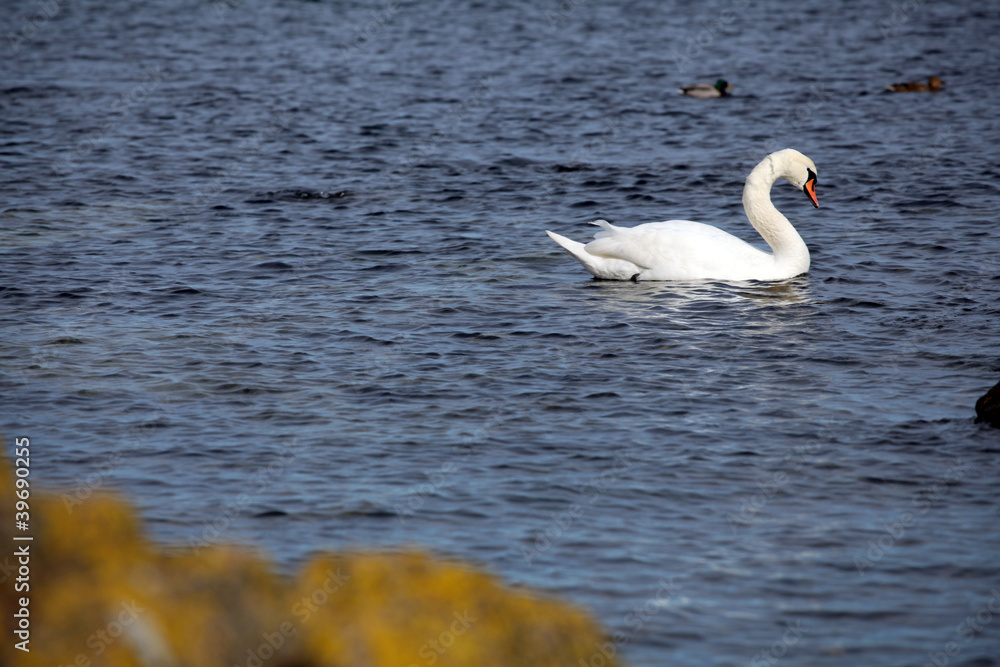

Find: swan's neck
742;159;810;274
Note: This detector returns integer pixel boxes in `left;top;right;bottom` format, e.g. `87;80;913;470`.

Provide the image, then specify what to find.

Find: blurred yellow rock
0;448;622;667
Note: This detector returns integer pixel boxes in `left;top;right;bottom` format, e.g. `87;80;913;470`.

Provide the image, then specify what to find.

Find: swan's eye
807;168;817;183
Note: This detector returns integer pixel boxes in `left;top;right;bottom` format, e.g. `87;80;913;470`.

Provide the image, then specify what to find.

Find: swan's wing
586;220;752;260
584;220;769;280
589;219;617;239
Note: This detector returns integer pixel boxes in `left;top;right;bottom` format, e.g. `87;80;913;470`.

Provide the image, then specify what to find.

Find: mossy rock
0;446;623;667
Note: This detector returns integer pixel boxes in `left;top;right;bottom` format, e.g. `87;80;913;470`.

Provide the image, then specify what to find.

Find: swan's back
585;219;775;281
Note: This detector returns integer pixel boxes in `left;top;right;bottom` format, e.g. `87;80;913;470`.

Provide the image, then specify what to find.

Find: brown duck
886;76;945;92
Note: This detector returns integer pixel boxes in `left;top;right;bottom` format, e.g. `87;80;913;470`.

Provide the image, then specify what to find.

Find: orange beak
804;178;818;208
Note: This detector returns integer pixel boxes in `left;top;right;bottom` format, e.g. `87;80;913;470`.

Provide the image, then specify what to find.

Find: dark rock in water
975;380;1000;427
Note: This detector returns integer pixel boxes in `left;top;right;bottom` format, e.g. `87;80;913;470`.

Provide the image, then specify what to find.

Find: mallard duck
678;79;733;98
886;76;944;92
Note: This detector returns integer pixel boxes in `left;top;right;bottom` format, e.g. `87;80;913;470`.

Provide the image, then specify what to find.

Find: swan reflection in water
575;276;815;326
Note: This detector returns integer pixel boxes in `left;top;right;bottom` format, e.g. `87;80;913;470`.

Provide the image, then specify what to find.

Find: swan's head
771;148;819;208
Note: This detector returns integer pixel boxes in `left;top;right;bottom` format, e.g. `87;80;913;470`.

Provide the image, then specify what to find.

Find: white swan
545;148;819;282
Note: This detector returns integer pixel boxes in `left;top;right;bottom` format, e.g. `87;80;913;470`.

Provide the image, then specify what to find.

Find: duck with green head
678;79;734;98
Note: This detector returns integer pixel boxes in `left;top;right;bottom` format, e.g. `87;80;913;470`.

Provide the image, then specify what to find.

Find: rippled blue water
3;1;1000;665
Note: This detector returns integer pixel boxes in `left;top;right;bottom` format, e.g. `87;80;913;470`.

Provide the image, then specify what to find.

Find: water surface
2;1;1000;665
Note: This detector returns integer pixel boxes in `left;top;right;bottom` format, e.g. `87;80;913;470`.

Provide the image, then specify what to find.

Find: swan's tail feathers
546;228;640;281
546;230;587;257
547;229;604;277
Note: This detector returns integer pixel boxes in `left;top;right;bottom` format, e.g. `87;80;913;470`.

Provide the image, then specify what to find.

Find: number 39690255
14;437;30;502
